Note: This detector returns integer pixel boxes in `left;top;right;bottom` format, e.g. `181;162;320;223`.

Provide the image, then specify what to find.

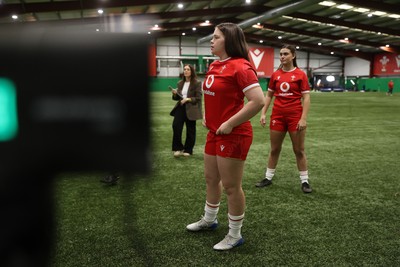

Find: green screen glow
0;78;18;141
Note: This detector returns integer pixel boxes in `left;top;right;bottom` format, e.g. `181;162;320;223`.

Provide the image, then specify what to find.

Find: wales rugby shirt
268;67;310;114
203;57;260;136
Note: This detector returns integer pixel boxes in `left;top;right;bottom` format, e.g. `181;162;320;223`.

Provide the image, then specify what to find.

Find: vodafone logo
250;49;264;69
205;75;214;88
280;82;290;92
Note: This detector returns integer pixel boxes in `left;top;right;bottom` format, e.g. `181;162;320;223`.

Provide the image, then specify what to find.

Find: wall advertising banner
373;53;400;76
248;47;274;77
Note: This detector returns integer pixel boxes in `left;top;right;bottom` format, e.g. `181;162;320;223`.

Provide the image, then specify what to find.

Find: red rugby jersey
203;57;260;135
268;67;310;114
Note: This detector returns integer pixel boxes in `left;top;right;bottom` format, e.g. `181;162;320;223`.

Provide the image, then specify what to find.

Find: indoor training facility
0;1;399;266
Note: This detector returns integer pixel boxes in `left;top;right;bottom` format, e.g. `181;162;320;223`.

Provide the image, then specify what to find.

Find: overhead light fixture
200;20;211;26
367;13;373;17
192;27;196;31
178;3;184;9
278;36;282;39
371;11;387;16
336;4;353;10
385;44;390;47
330;52;334;55
380;46;394;52
11;14;18;20
353;8;370;13
246;0;251;3
319;1;336;7
388;14;400;19
182;32;186;36
355;48;359;51
150;24;162;31
318;42;322;46
97;9;104;14
296;46;300;49
259;40;263;43
252;23;263;29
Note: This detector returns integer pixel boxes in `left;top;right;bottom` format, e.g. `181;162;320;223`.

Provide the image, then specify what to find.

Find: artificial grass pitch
51;92;400;266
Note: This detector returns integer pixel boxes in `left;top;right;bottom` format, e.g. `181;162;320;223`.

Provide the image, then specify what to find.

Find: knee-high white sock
299;170;309;184
204;201;219;222
228;213;244;238
265;168;275;180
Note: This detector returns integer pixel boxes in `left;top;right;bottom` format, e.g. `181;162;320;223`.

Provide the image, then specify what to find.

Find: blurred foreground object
0;24;151;266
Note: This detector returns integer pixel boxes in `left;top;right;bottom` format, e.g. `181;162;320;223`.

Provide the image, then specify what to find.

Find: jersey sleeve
236;60;260;93
268;71;277;92
300;70;310;93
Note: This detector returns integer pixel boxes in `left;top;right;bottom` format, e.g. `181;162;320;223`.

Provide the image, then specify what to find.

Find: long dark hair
216;22;249;61
181;64;197;82
279;44;298;69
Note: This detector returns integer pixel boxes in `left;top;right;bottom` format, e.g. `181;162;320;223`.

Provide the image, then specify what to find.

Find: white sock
204;201;219;222
265;168;275;180
228;213;244;239
299;170;309;184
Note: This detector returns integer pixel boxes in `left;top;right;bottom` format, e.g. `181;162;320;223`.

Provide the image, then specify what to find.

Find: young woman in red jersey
255;44;312;193
186;23;264;250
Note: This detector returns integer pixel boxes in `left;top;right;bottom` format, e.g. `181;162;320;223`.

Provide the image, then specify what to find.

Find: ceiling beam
132;5;264;20
197;0;322;44
0;1;263;18
0;0;207;15
291;12;399;38
259;22;400;54
0;0;395;60
155;18;240;30
237;0;322;29
154;29;374;61
340;0;398;14
245;33;373;61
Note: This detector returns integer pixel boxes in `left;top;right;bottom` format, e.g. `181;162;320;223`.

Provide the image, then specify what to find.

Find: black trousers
172;104;196;154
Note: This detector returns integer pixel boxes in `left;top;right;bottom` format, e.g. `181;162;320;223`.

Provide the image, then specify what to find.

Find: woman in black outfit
170;64;202;157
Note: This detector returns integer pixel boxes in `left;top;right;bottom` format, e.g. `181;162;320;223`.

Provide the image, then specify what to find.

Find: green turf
51;92;400;266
